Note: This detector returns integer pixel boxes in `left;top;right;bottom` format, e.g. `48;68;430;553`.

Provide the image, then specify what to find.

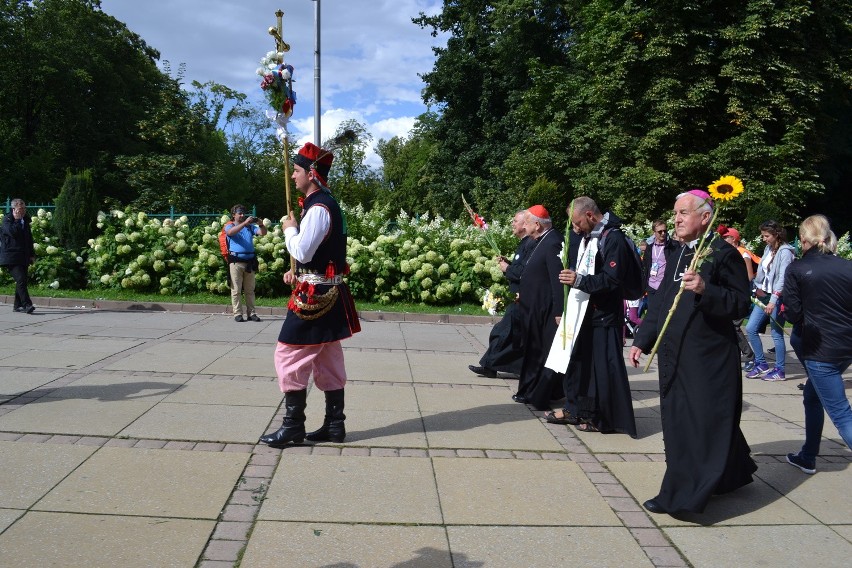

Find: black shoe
248;314;261;322
234;315;245;322
13;306;23;312
512;394;529;404
643;498;667;514
468;365;497;378
24;305;35;314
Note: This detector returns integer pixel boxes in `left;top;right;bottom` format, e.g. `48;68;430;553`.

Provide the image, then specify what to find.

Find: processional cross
268;10;296;271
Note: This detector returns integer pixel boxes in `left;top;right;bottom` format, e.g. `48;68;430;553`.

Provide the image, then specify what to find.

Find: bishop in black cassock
631;190;756;515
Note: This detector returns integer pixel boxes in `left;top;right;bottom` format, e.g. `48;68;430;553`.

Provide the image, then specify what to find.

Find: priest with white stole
544;196;637;437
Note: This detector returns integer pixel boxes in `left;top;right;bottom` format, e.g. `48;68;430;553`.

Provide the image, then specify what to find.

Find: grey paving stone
0;511;213;567
664;525;851;568
241;521;450;567
332;409;427;448
0;508;23;533
0;396;161;437
119;401;276;443
433;457;619;526
34;447;248;519
0;369;68;397
1;308;849;568
103;342;232;373
0;442;97;508
259;455;442;524
344;350;413;382
423;410;563;452
755;462;852;524
446;526;653;567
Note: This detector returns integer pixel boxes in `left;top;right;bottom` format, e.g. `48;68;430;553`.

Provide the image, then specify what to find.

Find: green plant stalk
643;209;718;372
751;296;791;336
561;200;574;349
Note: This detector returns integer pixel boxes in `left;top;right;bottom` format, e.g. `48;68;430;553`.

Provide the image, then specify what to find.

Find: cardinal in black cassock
514;205;564;410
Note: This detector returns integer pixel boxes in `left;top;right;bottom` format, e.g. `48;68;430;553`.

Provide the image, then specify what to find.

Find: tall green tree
325;120;381;209
522;0;852;227
375;112;437;214
223;100;288;221
414;0;575;219
0;0;166;202
113;69;246;211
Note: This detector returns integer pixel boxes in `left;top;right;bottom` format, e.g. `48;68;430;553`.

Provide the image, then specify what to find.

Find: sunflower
708;175;745;201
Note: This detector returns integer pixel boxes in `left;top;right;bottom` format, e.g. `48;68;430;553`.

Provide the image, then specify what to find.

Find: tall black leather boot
305;388;346;443
259;389;307;446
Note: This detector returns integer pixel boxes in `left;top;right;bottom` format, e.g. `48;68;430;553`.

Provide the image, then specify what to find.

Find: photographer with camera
225;204;267;322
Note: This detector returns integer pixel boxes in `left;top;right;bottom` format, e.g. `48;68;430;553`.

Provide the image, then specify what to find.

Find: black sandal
544;409;580;425
576;422;601;432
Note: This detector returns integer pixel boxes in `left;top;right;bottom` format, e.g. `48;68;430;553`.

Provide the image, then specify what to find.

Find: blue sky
98;0;446;167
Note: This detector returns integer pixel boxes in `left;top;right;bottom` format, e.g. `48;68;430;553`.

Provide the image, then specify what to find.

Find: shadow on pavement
669;439;849;526
320;547;484;568
22;381;181;403
346;403;534;443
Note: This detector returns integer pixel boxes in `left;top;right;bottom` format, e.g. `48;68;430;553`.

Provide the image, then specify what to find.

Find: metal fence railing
4;199;255;228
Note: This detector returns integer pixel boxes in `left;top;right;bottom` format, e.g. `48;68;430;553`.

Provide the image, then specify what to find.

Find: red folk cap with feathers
526;204;550;220
294;142;334;186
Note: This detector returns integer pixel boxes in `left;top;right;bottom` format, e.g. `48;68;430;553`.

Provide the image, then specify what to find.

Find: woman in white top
744;220;796;381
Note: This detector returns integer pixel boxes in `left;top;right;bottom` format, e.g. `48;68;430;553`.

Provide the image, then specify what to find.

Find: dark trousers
7;264;32;309
734;318;753;358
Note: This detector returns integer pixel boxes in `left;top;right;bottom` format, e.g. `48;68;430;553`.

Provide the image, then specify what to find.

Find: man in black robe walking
469;210;533;378
513;205;564;410
548;197;637;437
630;189;756;516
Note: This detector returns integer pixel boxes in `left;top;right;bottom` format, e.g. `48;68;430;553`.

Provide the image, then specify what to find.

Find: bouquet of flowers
462;195;501;255
481;288;505;316
257;50;296;120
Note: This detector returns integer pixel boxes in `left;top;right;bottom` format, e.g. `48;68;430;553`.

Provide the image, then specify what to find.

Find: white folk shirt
283;205;331;264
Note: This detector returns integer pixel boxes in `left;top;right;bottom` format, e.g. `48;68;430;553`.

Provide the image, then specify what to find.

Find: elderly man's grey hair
528;213;552;228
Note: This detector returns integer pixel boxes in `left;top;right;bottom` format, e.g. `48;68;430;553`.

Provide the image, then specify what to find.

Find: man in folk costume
512;205;564;410
546;197;637;437
260;142;361;447
630;190;756;516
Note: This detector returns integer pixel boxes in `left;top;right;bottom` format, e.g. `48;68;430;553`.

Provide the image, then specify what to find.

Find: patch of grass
2;285;488;316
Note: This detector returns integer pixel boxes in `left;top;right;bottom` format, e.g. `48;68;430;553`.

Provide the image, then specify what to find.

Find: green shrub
21;205;851;313
53;169;99;251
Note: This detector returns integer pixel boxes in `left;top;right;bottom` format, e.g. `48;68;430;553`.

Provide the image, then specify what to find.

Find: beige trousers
229;262;256;316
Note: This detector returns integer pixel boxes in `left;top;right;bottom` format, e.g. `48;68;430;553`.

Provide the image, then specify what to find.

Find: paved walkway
0;298;849;567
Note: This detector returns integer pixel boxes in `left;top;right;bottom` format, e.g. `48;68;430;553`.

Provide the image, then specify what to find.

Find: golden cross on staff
268;10;295;272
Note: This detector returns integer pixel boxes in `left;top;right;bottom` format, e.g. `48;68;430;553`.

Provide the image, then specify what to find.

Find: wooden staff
270;10;295;272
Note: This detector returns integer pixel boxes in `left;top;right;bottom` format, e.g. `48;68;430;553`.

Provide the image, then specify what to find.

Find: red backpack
219;222;233;261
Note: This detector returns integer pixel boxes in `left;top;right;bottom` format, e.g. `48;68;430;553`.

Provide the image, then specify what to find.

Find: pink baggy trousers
274;341;347;393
